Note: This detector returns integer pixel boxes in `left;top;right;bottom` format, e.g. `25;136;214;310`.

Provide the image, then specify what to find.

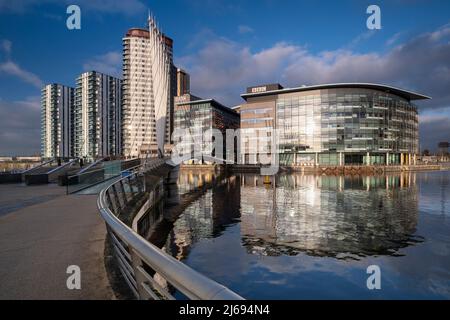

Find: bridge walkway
0;183;114;299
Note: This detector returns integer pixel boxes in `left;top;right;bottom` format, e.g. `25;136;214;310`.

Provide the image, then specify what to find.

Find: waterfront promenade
0;183;114;299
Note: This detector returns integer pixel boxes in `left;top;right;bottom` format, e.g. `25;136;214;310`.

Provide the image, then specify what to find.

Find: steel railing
97;158;243;300
67;162;142;195
77;158;105;175
20;158;55;174
47;158;79;175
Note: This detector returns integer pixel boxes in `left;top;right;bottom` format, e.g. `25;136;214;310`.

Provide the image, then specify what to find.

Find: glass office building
240;83;430;166
174;95;240;164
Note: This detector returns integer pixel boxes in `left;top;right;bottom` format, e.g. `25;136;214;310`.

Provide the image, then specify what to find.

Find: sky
0;0;449;155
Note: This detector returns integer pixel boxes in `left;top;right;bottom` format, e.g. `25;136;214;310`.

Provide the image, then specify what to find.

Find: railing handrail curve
47;157;79;175
97;159;244;300
21;158;54;174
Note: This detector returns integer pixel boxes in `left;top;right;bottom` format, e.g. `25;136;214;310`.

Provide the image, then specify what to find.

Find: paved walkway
0;183;114;299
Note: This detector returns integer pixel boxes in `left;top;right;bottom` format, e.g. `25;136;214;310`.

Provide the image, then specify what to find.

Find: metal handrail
66;163;142;195
97;159;243;300
47;158;79;174
77;158;105;175
21;159;54;174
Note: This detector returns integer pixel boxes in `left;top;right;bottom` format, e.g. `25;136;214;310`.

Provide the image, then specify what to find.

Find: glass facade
275;88;419;165
174;100;240;163
175;102;212;131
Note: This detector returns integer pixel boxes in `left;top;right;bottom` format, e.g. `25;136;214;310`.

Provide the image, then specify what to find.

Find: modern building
174;94;240;164
122;16;175;159
176;68;190;96
438;141;449;161
239;83;430;166
41;83;75;159
438;142;449;154
231;105;241;114
73;71;122;160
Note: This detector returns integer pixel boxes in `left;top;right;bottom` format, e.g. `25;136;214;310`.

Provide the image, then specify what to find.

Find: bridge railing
21;158;55;175
67;160;123;194
97;158;243;300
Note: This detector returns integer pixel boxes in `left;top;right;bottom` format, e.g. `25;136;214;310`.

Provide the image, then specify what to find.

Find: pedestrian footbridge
0;157;243;300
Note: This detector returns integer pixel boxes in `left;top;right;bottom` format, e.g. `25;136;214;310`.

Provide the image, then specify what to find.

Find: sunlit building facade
74;71;122;160
240;83;430;166
176;68;190;96
40;83;75;159
122;16;174;158
174;95;240;164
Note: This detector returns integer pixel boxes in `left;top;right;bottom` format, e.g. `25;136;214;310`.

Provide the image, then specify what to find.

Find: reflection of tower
442;174;448;215
240;173;420;258
168;172;240;260
211;175;241;233
239;174;279;241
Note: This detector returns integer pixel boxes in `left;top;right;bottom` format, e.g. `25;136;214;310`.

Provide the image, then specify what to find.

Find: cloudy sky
0;0;449;155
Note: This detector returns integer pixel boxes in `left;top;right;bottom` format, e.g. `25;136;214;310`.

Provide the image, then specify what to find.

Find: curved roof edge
176;98;239;116
241;83;431;101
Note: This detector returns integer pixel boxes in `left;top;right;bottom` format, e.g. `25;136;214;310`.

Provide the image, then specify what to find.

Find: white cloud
346;30;377;49
0;96;41;156
176;24;450;151
419;108;450;151
430;23;450;41
83;51;122;78
420;114;448;124
177;24;450;112
1;39;12;56
386;31;405;46
238;25;254;34
0;40;44;88
0;61;43;88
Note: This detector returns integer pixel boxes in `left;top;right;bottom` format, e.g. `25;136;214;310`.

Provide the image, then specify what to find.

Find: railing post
130;249;149;300
111;184;122;212
119;179;128;204
105;190;115;213
97;159;244;301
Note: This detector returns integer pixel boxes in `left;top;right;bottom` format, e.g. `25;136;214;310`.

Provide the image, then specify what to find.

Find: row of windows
239;90;419;154
240;107;273;115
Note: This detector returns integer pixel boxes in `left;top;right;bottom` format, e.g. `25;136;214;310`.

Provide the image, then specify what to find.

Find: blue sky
0;0;449;155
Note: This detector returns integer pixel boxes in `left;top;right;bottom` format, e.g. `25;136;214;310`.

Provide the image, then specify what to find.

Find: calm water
141;170;450;299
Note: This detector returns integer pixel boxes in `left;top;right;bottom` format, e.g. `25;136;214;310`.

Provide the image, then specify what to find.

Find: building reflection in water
240;173;422;259
167;172;240;261
139;171;422;264
138;170;240;261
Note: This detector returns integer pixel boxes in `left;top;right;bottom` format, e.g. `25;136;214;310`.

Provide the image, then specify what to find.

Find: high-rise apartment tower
41;84;75;159
122;16;174;158
74;71;122;160
177;68;190;96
